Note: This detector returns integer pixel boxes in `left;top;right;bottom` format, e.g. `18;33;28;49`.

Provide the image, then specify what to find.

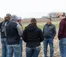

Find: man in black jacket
6;15;23;57
23;18;44;57
0;13;11;57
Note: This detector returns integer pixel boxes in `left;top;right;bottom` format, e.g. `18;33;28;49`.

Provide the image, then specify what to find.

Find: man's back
6;21;20;45
23;23;44;48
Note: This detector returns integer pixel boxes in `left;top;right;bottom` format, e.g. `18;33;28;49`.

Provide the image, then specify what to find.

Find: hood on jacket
11;15;18;21
25;23;38;31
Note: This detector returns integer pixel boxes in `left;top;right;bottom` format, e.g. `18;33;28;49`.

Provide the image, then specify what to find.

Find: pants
59;38;66;57
26;47;40;57
1;38;7;57
20;39;23;57
7;44;21;57
43;38;54;57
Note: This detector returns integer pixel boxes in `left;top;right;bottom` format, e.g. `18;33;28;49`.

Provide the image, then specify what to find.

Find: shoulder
0;21;5;24
37;28;42;32
51;24;55;27
60;18;66;23
44;24;47;26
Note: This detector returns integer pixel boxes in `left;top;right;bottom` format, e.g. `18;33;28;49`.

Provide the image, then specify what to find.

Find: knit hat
17;17;22;20
17;17;22;22
6;13;11;17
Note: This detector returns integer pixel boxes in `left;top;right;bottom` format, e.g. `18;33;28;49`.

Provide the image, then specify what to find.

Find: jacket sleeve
58;20;65;39
53;25;56;38
17;22;23;37
22;28;27;42
39;29;44;42
43;25;45;37
0;22;2;32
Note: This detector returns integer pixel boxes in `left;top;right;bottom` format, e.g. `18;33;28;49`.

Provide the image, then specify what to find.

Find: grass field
22;21;59;30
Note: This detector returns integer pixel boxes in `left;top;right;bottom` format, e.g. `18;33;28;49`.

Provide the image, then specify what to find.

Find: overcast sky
0;0;66;18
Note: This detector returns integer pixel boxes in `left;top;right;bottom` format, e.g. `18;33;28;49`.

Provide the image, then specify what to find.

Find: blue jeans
43;38;54;57
7;44;21;57
26;47;40;57
1;38;7;57
59;38;66;57
20;39;23;57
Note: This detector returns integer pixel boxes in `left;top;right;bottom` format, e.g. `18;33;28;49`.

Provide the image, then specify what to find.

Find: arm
17;22;23;37
22;28;27;42
58;20;65;39
53;25;56;38
39;29;44;42
43;25;45;37
0;22;2;32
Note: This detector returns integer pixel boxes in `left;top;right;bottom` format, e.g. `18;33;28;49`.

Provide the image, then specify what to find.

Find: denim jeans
1;38;7;57
26;47;40;57
43;38;54;57
20;39;23;57
59;38;66;57
7;44;21;57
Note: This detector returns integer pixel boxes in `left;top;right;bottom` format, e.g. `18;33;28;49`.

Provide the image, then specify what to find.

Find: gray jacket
43;24;56;38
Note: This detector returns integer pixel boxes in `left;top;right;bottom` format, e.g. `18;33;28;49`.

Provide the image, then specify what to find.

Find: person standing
58;13;66;57
6;15;23;57
22;18;44;57
43;18;56;57
0;13;11;57
17;17;23;57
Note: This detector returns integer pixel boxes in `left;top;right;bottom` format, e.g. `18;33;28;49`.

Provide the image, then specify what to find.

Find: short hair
31;18;37;23
62;13;66;17
47;18;52;21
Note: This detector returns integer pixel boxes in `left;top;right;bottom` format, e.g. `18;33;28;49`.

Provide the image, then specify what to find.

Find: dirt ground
0;38;60;57
22;38;60;57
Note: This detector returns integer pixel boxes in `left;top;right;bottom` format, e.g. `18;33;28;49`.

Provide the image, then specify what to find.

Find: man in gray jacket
43;18;56;57
6;15;23;57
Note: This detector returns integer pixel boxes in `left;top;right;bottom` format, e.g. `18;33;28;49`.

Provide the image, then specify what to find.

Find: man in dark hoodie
0;13;11;57
58;13;66;57
43;18;56;57
23;18;44;57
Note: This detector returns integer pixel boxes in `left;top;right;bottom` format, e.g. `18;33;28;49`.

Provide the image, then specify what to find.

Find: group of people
0;13;66;57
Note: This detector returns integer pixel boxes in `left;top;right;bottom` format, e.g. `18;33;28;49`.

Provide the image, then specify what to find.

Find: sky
0;0;66;18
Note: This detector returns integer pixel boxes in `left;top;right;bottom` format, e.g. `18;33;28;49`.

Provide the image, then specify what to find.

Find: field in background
22;21;59;30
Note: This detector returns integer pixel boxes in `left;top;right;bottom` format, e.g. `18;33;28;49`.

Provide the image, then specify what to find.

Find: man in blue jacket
43;18;56;57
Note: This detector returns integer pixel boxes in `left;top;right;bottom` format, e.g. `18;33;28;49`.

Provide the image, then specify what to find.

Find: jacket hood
26;24;38;31
11;15;18;21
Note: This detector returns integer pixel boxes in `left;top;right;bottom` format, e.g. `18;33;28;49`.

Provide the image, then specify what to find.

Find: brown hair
31;18;37;24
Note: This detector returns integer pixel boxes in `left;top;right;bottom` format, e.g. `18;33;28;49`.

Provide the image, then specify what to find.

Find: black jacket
6;21;20;45
23;24;44;48
0;20;9;38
